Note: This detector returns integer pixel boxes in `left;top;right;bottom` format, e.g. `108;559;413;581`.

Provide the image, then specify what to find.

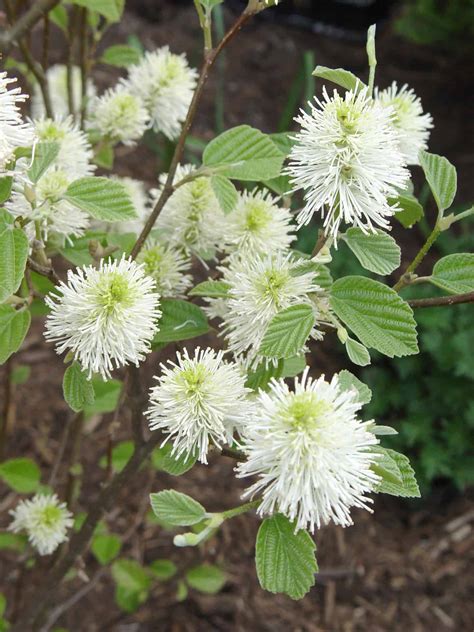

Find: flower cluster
0;70;34;172
9;494;73;556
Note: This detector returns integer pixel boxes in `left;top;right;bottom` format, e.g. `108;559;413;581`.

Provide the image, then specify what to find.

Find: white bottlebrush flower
9;493;73;556
45;258;160;379
154;164;225;259
0;70;35;172
7;168;90;242
33;116;95;178
237;369;380;532
146;347;253;464
31;64;97;119
137;237;192;298
287;87;409;237
209;251;322;368
375;81;433;165
91;84;149;146
224;188;295;256
125;47;198;139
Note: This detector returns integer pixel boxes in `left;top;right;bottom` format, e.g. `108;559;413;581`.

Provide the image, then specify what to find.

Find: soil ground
1;2;474;631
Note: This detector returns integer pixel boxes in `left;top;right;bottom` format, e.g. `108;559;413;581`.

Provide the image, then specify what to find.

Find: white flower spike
91;84;149;146
9;493;73;556
224;188;295;257
238;369;380;532
288;87;409;238
31;64;96;119
137;237;192;298
375;81;433;165
0;70;35;172
126;47;198;140
45;258;160;379
147;347;253;464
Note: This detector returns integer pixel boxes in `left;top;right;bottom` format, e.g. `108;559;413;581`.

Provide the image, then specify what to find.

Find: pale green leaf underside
189;280;231;298
312;66;366;92
337;369;372;404
256;514;317;600
63;361;95;412
210;175;238;214
331;276;418;358
260;304;315;359
430;253;474;294
343;228;401;275
392;192;424;228
149;490;205;526
373;448;420;497
419;149;457;212
345;337;371;366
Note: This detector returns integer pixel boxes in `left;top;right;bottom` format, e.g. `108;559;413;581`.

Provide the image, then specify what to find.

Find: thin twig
408;291;474;309
0;0;61;52
47;412;77;489
393;223;441;292
27;257;61;285
0;357;14;461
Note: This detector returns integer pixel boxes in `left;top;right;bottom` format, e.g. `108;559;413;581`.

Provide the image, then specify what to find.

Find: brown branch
27;257;61;285
408;291;474;309
0;357;14;461
0;0;61;52
221;446;246;462
130;8;255;259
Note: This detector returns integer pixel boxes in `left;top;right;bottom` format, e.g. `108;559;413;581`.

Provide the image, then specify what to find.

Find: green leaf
269;132;295;156
11;364;30;385
0;177;13;203
186;565;226;594
70;0;124;22
281;354;306;378
210;176;238;214
65;177;137;222
430;254;474;294
93;143;114;170
245;359;284;391
0;594;5;618
100;44;141;67
151;443;196;476
419;150;457;212
0;531;27;552
313;264;333;290
255;514;317;600
99;441;134;473
188;280;230;298
337;369;372;404
392;192;424;228
49;5;69;31
84;378;122;416
0;457;40;493
114;585;144;613
260;304;315;360
330;276;418;358
342;228;401;275
28;142;60;183
153;299;209;344
0;306;31;364
149;559;177;581
0;210;28;303
92;533;122;565
373;448;420;497
203;125;285;181
112;558;151;593
344;337;371;366
149;490;205;526
312;66;365;92
63;362;95;412
59;231;106;266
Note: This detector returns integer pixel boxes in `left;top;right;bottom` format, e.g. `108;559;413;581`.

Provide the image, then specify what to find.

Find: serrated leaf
373;448;420;497
331;276;418;358
430;253;474;294
70;0;124;22
337;369;372;404
392;192;424;228
203;125;285;181
100;44;141;67
343;228;401;275
63;362;95;412
0;306;31;364
210;176;238;214
65;177;137;222
313;264;333;290
186;565;226;594
153;299;209;344
92;533;122;565
28;142;60;183
345;336;371;366
260;304;315;360
0;457;40;493
312;66;365;92
256;514;317;600
149;559;177;581
151;444;196;476
189;280;230;298
149;490;205;526
0;210;28;303
419;150;457;212
269;132;295;156
246;359;284;391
